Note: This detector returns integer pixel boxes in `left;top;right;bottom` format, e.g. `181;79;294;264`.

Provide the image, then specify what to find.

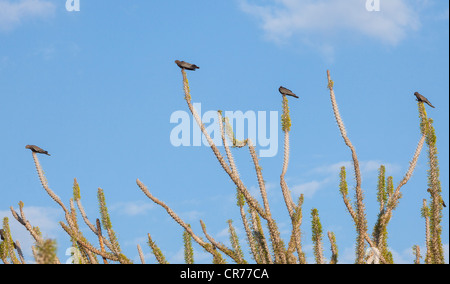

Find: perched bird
0;229;17;249
279;86;299;99
25;145;51;156
175;60;199;71
414;92;435;108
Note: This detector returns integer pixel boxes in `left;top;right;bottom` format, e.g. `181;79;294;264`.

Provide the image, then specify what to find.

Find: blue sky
0;0;448;264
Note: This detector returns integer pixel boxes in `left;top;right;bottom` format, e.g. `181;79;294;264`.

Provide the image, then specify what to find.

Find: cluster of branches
0;69;444;264
326;71;444;264
1;160;132;264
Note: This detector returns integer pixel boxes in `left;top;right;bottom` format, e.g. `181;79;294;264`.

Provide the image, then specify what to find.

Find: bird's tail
45;152;51;156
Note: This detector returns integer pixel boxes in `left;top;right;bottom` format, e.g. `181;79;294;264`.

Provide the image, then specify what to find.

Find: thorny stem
180;68;288;263
147;233;169;264
378;134;426;227
137;244;145;264
137;178;224;260
200;220;246;264
74;197;117;255
2;218;20;264
31;153;68;214
14;240;26;264
60;222;121;262
280;96;295;218
10;204;44;246
96;218;108;264
328;231;338;264
327;70;367;263
236;193;261;263
183;227;194;264
28;153;130;264
181;69;267;219
413;245;421;264
419;104;444;264
286;195;306;263
249;207;273;263
30;152;82;242
422;199;431;264
218;111;239;176
279;95;305;263
311;209;324;264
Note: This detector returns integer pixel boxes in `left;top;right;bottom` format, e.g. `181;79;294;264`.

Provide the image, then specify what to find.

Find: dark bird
175;60;199;71
25;145;50;156
279;86;299;99
414;92;435;108
443;200;447;208
0;229;17;249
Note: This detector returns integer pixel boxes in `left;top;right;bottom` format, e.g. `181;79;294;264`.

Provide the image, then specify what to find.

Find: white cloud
216;226;231;238
310;161;353;175
310;160;401;176
111;200;154;216
239;0;420;46
179;210;204;222
0;0;55;32
248;182;277;197
291;180;323;198
444;243;449;263
288;160;401;198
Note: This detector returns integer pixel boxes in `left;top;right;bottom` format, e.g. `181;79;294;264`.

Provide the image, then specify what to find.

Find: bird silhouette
25;145;50;156
175;60;199;71
279;86;299;99
414;92;435;108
